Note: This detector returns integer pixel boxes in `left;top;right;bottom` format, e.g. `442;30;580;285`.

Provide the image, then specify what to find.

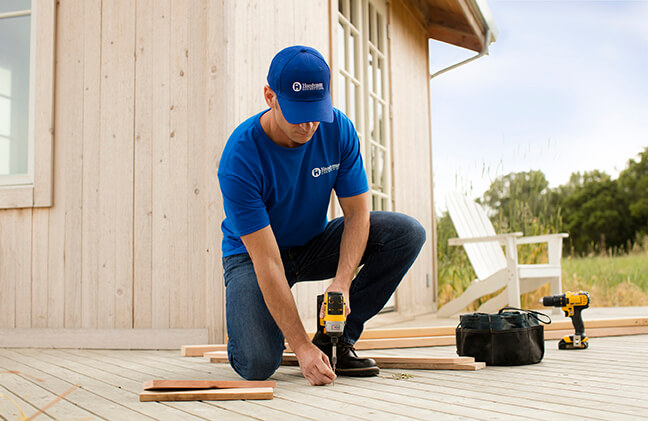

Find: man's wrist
331;276;352;290
291;338;315;356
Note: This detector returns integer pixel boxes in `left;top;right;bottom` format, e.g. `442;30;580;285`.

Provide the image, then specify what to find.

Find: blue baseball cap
267;45;333;124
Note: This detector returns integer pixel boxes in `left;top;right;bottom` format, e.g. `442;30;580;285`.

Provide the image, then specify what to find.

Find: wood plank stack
182;316;648;356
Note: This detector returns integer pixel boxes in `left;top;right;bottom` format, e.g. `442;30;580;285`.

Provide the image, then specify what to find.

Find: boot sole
335;367;380;377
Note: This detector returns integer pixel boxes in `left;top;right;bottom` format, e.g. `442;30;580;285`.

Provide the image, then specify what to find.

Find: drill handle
572;307;586;336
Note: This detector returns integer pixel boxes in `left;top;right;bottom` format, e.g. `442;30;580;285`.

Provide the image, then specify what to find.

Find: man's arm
322;191;370;316
240;225;336;386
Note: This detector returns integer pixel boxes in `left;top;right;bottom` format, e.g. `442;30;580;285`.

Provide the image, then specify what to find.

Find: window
335;0;391;211
0;1;31;183
0;0;55;208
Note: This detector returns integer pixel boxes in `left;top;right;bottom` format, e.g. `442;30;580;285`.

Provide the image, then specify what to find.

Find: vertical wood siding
390;0;437;315
0;0;329;342
0;0;437;342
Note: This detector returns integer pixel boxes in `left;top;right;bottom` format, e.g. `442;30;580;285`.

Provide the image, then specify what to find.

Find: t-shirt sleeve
334;114;369;198
218;172;270;237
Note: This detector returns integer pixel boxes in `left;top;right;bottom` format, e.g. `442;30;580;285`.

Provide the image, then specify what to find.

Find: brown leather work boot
311;331;380;377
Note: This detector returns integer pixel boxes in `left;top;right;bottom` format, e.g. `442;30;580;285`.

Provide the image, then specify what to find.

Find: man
218;45;425;386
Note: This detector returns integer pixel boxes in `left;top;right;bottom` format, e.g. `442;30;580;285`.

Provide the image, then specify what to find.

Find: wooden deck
1;334;647;420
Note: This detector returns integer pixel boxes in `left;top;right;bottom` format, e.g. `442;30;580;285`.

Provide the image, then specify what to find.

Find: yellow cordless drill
541;291;590;349
319;292;346;372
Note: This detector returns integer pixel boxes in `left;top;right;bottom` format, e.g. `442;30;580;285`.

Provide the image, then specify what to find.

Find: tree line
445;146;647;256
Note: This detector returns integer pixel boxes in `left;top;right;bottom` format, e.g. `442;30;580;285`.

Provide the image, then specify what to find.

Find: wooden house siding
390;0;437;315
0;0;438;345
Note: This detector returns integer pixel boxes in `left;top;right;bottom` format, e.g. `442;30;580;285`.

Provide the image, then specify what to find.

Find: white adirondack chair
436;192;568;317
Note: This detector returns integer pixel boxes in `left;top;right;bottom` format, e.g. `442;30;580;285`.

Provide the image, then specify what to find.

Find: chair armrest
516;233;569;245
516;233;569;265
448;232;523;246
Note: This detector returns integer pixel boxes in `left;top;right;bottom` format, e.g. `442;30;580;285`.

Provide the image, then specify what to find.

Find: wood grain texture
99;0;135;329
186;0;208;331
205;351;483;370
0;0;450;342
55;0;84;329
142;379;276;390
181;344;227;356
204;0;227;343
5;335;648;419
0;211;16;327
133;0;155;329
139;387;274;402
0;328;207;349
13;209;32;328
389;0;436;316
81;0;102;329
32;0;56;207
151;0;172;330
31;209;49;328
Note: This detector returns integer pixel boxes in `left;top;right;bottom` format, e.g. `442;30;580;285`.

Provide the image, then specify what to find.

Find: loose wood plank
186;336;455;356
204;351;482;370
143;379;276;390
361;326;456;338
139;387;274;402
366;355;475;364
378;362;485;370
182;344;227;356
353;336;456;349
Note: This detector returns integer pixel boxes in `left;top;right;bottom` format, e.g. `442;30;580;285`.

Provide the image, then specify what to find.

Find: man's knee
400;213;426;247
228;350;282;381
371;211;426;248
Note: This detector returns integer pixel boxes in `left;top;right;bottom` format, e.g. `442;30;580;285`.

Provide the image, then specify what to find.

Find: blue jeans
223;211;426;380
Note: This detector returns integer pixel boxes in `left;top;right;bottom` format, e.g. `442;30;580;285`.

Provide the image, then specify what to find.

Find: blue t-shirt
218;108;369;257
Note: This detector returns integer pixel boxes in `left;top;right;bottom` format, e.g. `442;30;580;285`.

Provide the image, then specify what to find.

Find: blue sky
429;0;648;213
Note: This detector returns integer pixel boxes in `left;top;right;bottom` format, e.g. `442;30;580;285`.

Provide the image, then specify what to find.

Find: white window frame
0;0;56;208
332;0;395;311
332;0;392;213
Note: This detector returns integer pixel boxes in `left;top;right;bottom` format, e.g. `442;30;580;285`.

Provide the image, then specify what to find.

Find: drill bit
331;337;338;385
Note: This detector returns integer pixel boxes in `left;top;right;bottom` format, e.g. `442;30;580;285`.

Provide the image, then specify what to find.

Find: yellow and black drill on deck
319;292;346;372
541;291;590;349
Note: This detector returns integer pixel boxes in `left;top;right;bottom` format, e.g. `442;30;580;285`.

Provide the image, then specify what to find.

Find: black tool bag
456;307;551;366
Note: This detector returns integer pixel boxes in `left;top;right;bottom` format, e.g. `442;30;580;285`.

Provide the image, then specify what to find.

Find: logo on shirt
312;163;340;178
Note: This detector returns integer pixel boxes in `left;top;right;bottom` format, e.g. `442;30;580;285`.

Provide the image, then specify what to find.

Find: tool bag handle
499;307;552;325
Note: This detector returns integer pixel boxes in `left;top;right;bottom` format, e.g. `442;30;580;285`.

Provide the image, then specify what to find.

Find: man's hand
320;282;351;319
293;343;336;386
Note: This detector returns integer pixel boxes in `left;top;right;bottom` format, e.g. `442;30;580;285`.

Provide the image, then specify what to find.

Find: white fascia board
472;0;499;43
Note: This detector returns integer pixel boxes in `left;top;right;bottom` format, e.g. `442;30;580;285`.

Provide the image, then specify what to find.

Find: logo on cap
292;82;302;92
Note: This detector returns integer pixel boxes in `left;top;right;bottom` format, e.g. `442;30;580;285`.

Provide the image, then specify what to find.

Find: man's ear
264;85;275;108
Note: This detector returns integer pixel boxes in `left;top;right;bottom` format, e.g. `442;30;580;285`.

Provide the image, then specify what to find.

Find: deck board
1;335;647;420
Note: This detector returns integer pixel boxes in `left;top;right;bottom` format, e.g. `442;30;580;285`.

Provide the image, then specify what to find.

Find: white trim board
0;328;208;349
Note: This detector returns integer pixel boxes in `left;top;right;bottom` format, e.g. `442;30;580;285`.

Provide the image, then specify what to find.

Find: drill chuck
540;294;567;307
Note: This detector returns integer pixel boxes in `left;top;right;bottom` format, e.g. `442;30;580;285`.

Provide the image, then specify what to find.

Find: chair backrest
445;192;507;280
